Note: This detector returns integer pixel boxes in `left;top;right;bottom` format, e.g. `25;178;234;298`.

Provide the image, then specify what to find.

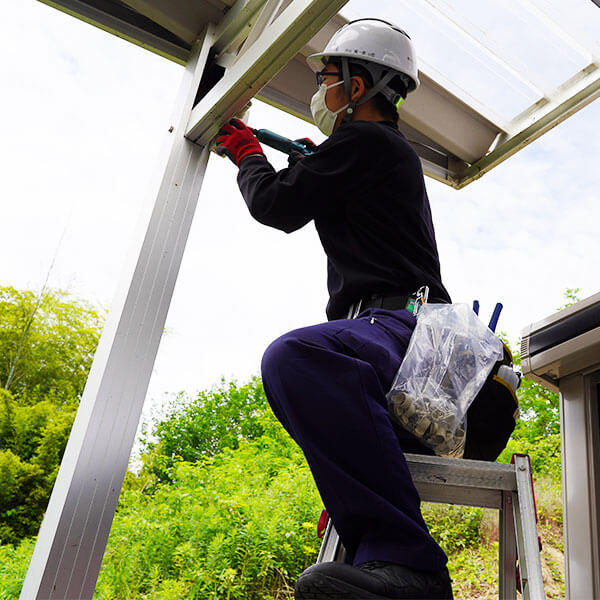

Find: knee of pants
261;329;303;389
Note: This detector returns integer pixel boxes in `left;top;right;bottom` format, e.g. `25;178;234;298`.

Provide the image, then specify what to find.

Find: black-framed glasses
315;70;341;87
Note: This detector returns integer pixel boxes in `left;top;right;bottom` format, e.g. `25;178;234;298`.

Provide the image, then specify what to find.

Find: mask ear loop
341;58;356;124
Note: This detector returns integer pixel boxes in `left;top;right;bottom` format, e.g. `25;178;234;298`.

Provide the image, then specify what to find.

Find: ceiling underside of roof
38;0;600;188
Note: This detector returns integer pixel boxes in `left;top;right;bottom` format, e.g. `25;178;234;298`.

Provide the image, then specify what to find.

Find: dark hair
332;60;407;122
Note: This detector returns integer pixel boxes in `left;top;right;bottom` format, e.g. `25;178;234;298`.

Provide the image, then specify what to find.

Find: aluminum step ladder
316;453;545;599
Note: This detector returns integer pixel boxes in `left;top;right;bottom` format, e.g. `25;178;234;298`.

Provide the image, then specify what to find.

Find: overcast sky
2;1;599;427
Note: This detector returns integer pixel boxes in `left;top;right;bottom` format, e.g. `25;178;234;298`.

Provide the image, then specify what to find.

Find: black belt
347;293;447;318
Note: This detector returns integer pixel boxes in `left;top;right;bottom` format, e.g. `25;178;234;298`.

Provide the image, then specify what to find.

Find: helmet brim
307;52;419;92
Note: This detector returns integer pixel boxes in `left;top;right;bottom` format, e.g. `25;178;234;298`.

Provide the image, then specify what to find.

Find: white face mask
310;80;349;136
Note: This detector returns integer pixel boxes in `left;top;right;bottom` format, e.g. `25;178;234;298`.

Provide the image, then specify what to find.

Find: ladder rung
405;454;517;508
415;482;505;509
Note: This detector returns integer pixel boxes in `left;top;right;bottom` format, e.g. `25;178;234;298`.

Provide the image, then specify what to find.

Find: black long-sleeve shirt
237;120;451;320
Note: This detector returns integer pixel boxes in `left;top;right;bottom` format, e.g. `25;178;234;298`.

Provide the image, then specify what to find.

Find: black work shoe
294;560;453;599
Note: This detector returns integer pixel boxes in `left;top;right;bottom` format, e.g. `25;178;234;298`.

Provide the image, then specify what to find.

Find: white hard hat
308;18;420;93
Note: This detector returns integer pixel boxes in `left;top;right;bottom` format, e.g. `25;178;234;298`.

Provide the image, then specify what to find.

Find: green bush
140;378;273;484
0;391;76;543
96;429;322;600
0;286;102;544
422;503;483;555
0;537;35;600
0;286;102;404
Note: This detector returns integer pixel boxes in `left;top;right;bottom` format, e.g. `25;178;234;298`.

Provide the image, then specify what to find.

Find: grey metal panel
521;291;600;389
19;28;215;600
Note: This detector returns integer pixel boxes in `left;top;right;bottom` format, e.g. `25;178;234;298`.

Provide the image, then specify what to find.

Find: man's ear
350;76;367;102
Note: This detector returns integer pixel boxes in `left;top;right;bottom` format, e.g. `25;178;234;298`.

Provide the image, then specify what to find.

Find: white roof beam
213;0;269;55
460;65;600;188
507;63;600;135
185;0;350;145
236;0;286;58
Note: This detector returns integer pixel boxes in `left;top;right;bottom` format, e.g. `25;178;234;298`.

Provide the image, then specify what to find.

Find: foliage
0;286;573;597
0;390;77;544
0;286;102;544
0;537;35;599
560;287;581;309
1;370;566;598
496;350;561;476
96;427;322;600
422;503;483;556
0;286;103;404
140;378;276;483
494;290;580;478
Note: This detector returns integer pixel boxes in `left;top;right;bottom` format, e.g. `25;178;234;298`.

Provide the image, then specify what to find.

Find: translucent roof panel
341;0;600;129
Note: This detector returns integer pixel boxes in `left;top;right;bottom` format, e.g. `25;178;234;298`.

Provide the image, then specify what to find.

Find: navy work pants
261;308;448;571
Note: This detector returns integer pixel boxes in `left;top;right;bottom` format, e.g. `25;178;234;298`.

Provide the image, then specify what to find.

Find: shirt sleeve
236;123;383;233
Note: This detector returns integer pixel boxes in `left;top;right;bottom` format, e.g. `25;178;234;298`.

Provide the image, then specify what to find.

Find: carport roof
38;0;600;187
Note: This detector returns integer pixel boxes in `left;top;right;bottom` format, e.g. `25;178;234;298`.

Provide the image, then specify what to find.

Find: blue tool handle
472;300;479;315
488;302;503;332
252;128;314;156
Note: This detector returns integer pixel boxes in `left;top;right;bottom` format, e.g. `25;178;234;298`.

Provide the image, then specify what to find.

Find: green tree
0;287;103;543
498;288;581;476
140;378;276;483
0;286;103;404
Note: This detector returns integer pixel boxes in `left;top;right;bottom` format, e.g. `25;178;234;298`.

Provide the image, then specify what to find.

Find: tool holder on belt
386;299;521;461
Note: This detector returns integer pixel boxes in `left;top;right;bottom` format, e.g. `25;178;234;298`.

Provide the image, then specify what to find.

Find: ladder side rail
513;455;546;600
316;520;345;564
499;490;518;600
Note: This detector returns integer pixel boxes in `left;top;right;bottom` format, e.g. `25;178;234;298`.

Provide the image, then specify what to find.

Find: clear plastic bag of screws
387;303;503;458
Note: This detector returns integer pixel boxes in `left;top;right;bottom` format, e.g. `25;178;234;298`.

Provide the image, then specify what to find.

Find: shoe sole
295;572;391;600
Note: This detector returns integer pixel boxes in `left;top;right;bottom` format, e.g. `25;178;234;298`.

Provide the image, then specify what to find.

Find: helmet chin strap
341;58;355;124
340;57;401;124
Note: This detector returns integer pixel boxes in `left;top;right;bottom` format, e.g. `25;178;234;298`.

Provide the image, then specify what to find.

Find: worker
216;18;454;600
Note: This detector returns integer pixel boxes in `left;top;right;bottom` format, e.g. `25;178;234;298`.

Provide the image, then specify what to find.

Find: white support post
560;371;600;599
19;26;216;600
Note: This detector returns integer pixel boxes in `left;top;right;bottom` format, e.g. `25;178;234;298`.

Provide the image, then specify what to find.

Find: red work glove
215;119;264;166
